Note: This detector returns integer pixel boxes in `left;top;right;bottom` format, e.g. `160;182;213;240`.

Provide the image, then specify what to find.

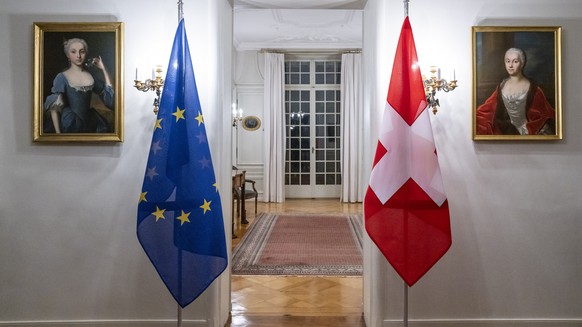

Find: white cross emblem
369;103;446;206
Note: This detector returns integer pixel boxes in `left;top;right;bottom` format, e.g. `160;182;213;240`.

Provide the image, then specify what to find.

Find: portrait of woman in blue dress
43;38;114;133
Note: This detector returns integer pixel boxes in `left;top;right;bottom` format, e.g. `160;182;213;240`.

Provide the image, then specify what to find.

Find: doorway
231;2;365;324
231;51;364;325
284;57;342;198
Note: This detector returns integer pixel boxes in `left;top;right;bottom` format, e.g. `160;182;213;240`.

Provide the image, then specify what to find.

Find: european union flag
137;19;227;308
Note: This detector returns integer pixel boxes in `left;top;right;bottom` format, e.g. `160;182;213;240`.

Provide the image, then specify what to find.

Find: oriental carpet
232;213;363;276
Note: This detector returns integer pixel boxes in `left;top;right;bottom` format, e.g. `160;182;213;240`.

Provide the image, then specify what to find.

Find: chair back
232;170;246;190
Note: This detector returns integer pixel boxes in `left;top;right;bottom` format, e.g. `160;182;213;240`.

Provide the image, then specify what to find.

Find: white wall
0;0;232;325
363;0;582;326
232;51;264;195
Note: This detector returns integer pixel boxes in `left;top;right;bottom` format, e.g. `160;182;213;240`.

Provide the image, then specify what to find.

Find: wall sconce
134;65;164;114
288;111;305;131
423;66;458;114
232;105;243;127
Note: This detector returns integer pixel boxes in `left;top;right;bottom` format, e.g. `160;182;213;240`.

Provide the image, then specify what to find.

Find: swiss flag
364;17;451;286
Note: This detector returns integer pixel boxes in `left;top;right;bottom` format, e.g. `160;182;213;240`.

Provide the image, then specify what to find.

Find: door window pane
285;59;342;187
315;60;341;85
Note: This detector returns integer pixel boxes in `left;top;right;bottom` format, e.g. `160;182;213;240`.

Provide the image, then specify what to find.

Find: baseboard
383;319;582;327
0;320;207;327
3;318;581;327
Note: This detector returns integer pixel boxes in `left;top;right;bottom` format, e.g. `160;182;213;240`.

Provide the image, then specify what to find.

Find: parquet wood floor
229;199;365;327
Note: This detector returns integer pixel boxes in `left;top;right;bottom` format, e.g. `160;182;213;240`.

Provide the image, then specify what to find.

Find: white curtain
340;52;364;203
262;53;286;202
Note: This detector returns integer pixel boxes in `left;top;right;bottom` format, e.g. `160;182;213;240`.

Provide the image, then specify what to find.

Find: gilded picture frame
242;116;261;131
33;22;124;142
472;26;562;141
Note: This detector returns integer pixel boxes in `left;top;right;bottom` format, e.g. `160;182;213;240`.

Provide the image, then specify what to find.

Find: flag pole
175;2;185;327
403;2;410;325
404;282;409;327
178;0;184;21
177;248;183;327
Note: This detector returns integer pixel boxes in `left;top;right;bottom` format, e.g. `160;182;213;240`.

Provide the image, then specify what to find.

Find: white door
284;58;342;198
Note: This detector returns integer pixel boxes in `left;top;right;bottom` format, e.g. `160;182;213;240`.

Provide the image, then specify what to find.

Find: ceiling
232;0;366;51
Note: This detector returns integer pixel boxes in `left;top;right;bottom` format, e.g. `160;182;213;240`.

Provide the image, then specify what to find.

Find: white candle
135;68;138;80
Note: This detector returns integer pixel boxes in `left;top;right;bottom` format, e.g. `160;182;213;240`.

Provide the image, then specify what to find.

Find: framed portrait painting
33;22;124;142
472;26;562;141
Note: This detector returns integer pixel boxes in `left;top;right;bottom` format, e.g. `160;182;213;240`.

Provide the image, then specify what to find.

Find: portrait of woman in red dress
472;26;562;140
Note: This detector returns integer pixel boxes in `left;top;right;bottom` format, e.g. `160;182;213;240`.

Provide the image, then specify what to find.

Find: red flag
364;17;451;286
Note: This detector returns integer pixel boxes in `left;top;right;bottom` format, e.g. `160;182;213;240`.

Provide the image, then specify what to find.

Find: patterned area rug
232;213;363;276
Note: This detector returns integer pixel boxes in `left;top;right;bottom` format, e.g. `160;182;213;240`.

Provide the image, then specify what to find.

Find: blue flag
137;19;227;308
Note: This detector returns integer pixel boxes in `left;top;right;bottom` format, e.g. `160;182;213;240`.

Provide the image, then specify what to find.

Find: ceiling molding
233;8;362;51
234;41;362;52
234;0;367;10
272;9;356;28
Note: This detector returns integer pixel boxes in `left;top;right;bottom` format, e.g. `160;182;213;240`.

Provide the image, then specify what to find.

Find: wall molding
0;320;207;327
382;319;582;327
235;84;263;91
4;318;581;327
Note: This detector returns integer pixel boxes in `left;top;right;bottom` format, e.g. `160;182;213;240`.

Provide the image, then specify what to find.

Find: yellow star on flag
172;106;186;122
139;192;148;203
152;206;166;222
200;199;212;214
176;210;191;226
213;182;219;192
154;118;163;130
195;112;204;126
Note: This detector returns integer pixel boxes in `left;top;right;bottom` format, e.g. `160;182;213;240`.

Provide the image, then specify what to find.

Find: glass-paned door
284;58;341;198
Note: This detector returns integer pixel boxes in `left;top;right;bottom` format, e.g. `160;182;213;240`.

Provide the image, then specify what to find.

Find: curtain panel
340;52;364;202
262;53;286;202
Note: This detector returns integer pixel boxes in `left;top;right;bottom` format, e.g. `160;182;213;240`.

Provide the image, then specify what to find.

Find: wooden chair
231;171;244;238
232;166;258;224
